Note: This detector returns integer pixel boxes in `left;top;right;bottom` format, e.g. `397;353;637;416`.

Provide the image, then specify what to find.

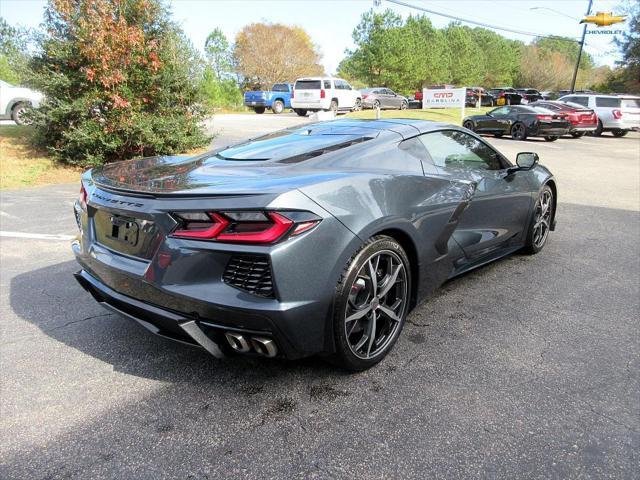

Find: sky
0;0;628;74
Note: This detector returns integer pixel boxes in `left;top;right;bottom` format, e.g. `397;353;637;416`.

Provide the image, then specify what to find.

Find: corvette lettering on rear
93;192;144;208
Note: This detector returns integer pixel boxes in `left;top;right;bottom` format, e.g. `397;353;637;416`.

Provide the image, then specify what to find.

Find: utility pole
571;0;593;93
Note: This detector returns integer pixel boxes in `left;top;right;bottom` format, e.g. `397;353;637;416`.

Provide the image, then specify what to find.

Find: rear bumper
570;125;597;132
71;186;360;360
244;101;267;107
533;126;570;136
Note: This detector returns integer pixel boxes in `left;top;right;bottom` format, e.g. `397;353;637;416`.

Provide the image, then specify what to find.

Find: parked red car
530;100;598;137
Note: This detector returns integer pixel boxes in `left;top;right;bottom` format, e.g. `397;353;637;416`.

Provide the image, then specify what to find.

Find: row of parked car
462;93;640;141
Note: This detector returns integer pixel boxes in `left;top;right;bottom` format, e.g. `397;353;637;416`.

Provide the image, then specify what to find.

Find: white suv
0;80;43;125
558;93;640;137
291;77;361;116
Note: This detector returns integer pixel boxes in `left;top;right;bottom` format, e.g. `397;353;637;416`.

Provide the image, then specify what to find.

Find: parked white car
291;77;361;116
557;93;640;137
0;80;43;125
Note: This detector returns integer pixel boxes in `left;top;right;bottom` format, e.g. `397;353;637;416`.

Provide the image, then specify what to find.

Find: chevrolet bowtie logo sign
580;12;627;27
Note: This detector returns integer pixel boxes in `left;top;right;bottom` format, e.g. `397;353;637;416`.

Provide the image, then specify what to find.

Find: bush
28;0;210;167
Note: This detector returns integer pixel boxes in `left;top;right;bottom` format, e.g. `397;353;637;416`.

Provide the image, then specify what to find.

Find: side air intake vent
223;255;274;298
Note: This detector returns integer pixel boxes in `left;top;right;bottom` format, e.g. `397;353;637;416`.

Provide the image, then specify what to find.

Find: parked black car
488;87;522;105
465;87;496;107
516;88;543;103
463;105;571;141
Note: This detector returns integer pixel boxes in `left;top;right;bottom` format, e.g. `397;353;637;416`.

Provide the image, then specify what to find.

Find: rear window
272;84;289;92
621;98;640;108
295;80;321;90
595;97;620;108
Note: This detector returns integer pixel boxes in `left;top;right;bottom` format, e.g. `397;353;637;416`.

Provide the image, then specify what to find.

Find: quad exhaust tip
225;332;278;358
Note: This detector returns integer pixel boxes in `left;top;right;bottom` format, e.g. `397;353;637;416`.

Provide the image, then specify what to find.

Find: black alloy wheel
511;122;527;140
463;120;475;132
331;236;410;371
524;185;554;254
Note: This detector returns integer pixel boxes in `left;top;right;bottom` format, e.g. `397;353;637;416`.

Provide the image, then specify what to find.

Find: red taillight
320;89;325;99
613;109;622;119
499;93;505;97
536;114;553;120
79;184;88;209
170;211;319;244
362;94;369;99
291;89;294;99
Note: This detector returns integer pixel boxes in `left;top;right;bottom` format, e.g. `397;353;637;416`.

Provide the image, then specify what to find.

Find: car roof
295;77;343;81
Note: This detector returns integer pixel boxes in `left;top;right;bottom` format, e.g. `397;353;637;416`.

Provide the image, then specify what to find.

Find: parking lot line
0;231;75;241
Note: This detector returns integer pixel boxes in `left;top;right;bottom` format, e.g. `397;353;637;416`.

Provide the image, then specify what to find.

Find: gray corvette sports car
72;119;557;371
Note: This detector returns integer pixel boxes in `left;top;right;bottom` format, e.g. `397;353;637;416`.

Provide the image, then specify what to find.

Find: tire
462;120;475;132
353;98;362;111
327;99;338;114
570;131;585;138
271;100;284;114
591;119;603;136
373;100;381;110
511;122;527;140
523;185;554;255
294;109;307;117
253;107;266;114
544;136;559;142
11;102;32;126
400;100;408;110
330;236;411;371
611;129;628;137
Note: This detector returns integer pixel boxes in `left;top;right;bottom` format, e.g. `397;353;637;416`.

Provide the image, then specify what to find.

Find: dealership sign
422;88;466;109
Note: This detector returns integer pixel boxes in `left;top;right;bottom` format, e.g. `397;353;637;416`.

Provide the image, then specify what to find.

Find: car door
341;81;356;109
483;106;512;133
418;130;533;261
382;89;398;108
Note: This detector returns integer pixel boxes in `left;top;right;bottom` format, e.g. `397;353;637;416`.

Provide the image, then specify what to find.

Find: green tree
535;37;594;70
0;18;30;84
29;0;209;167
204;27;232;79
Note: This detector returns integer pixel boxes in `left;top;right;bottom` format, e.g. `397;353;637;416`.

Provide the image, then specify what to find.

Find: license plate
94;211;158;259
250;101;256;105
108;216;140;246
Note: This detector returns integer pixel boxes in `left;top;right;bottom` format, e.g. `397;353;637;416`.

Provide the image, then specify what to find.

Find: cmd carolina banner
422;88;466;109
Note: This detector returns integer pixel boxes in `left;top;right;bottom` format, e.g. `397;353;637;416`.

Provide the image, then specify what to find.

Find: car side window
344;82;352;90
324;80;332;89
595;97;621;108
490;106;510;116
418;131;503;172
569;96;589;107
334;80;343;90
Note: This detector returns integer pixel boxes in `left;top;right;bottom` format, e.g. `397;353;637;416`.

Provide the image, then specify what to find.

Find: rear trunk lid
621;97;640;128
244;91;267;103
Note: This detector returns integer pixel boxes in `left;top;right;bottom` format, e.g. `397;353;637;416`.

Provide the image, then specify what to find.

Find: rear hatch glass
217;126;374;162
295;80;321;90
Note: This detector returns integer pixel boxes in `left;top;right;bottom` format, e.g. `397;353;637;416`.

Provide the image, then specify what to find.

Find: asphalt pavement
1;115;638;479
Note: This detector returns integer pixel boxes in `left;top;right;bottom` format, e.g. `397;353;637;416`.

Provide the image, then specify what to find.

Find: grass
0;126;81;189
345;106;493;125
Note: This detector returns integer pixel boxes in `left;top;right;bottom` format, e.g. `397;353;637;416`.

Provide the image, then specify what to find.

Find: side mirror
516;152;539;170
